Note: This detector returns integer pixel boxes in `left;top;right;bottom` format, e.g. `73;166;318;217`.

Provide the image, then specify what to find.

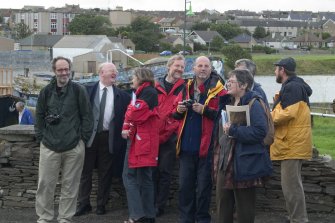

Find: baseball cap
274;57;296;72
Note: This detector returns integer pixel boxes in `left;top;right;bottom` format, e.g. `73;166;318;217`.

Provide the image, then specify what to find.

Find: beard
276;74;283;83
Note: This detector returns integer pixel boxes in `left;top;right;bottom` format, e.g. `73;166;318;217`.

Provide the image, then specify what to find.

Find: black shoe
96;206;106;215
155;208;164;217
74;204;92;216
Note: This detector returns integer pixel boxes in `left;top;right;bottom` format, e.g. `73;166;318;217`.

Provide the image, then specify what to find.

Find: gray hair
16;101;25;109
228;69;254;91
97;62;117;74
167;55;185;68
51;56;71;72
235;59;257;76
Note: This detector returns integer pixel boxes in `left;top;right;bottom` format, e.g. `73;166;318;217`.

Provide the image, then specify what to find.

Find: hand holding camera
45;114;61;125
177;99;204;114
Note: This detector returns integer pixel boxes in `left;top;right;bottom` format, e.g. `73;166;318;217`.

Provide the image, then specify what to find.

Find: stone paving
1;207;335;223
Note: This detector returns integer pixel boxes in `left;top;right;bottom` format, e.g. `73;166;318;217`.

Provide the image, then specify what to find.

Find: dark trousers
154;138;176;211
77;131;113;207
216;170;256;223
179;153;212;223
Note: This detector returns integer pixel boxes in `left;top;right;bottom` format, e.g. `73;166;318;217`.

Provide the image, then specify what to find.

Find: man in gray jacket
35;56;93;223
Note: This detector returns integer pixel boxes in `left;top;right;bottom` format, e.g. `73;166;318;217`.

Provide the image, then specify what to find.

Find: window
34;13;39;19
34;22;38;28
50;13;57;19
51;22;57;29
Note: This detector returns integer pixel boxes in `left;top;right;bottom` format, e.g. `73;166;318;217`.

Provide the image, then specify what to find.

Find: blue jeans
122;148;155;220
179;153;212;223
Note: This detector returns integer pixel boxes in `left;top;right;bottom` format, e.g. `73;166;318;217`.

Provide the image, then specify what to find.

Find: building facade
15;11;76;35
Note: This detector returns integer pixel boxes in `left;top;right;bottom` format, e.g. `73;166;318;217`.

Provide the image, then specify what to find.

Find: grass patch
252;54;335;75
312;116;335;158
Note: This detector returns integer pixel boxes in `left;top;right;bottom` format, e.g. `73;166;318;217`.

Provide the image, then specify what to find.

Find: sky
2;0;335;13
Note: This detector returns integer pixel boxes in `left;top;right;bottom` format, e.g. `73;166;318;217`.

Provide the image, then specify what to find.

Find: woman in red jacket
122;68;159;223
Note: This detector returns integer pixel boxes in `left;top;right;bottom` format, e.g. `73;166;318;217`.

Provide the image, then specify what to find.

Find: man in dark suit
75;62;131;216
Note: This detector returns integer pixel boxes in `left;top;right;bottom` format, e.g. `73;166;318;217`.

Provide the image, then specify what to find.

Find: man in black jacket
75;62;131;216
35;56;93;223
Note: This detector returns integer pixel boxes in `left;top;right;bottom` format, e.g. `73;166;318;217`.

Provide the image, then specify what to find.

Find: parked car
159;50;172;56
178;50;192;55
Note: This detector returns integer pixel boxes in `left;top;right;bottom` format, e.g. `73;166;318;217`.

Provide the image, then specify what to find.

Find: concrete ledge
0;125;35;142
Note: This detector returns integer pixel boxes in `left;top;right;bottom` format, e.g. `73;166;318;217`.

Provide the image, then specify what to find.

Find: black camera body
45;114;61;125
182;99;195;109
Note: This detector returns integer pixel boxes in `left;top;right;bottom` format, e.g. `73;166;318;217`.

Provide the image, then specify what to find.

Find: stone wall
0;125;335;213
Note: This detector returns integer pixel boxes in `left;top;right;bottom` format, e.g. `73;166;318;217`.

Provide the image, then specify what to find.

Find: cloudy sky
2;0;335;12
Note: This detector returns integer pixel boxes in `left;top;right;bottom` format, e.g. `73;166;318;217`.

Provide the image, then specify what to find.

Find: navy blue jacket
211;91;273;181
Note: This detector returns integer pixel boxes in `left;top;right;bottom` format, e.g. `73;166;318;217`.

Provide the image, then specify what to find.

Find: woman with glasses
212;69;273;223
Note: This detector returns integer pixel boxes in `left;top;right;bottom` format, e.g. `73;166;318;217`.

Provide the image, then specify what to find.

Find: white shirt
99;82;114;131
18;108;25;124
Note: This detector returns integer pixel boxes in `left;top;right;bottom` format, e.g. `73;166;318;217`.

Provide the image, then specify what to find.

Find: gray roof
108;37;134;45
225;10;259;17
293;33;324;42
319;12;335;21
190;30;224;42
158;18;175;23
289;11;313;21
231;33;253;43
53;35;108;48
325;36;335;42
232;19;309;28
19;34;63;46
261;33;285;42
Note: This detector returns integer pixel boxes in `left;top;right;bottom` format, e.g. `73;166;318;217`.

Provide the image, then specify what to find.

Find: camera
45;114;61;125
181;99;195;109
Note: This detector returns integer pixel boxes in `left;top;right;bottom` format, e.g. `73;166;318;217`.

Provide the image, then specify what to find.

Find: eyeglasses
226;80;239;84
56;68;70;73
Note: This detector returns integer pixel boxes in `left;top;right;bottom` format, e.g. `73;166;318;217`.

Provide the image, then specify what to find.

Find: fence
0;67;13;95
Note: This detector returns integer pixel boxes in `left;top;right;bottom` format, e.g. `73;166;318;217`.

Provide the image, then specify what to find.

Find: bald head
98;62;118;86
193;56;212;83
15;101;25;112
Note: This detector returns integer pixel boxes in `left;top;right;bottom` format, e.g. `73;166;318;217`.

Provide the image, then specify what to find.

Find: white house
52;35;112;61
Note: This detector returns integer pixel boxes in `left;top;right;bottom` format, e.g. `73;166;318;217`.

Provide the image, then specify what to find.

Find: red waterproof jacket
122;82;159;168
155;77;185;144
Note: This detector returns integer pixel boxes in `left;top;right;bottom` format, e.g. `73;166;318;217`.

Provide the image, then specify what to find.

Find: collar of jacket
135;81;152;96
187;73;224;105
155;75;184;94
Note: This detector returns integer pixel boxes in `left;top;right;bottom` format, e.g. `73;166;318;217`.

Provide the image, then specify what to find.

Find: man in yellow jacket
271;57;312;223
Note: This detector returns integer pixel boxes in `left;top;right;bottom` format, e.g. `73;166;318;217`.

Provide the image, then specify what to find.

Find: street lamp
183;0;194;52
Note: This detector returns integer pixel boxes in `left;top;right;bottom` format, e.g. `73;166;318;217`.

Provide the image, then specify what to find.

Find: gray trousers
122;148;155;220
281;159;308;223
36;141;85;223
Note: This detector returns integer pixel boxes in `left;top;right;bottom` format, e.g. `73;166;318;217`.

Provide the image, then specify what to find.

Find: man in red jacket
154;55;186;217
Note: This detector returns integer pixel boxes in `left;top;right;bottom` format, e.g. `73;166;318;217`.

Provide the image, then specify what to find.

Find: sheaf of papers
225;105;251;126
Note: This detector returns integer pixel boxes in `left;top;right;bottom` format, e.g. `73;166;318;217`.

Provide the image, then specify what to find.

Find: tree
321;32;331;40
129;17;162;52
211;22;243;40
221;44;252;69
253;26;267;39
69;14;114;35
13;22;32;40
210;36;224;52
191;22;211;31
